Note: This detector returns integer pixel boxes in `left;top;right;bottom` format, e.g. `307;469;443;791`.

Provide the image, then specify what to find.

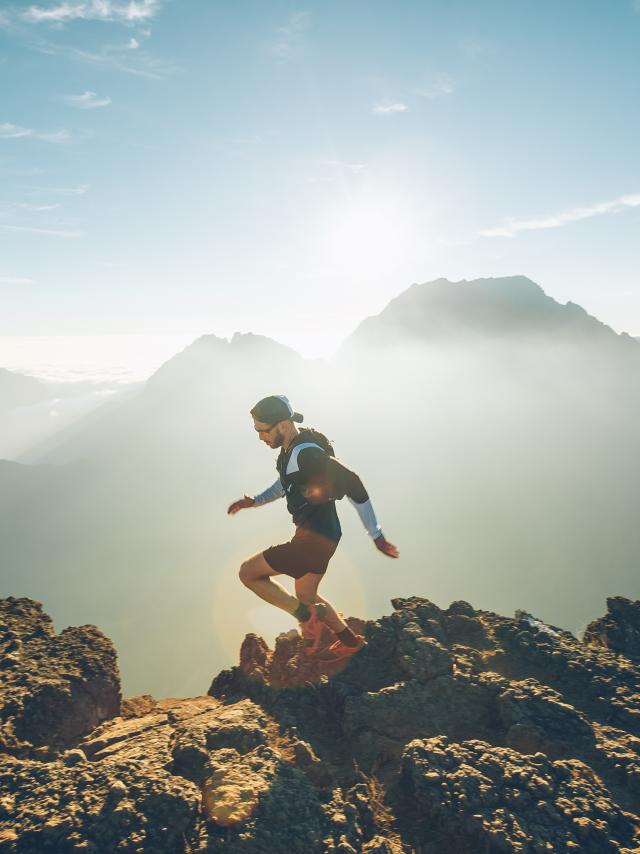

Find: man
227;394;399;661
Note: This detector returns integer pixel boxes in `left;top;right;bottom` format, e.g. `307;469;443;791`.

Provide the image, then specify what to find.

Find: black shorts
263;525;339;579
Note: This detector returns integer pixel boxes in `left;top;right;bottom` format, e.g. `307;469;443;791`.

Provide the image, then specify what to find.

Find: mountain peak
341;274;629;353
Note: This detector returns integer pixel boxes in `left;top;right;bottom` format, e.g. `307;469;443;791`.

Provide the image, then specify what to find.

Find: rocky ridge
1;594;640;852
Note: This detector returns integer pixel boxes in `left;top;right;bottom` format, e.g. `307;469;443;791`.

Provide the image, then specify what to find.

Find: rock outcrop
0;597;120;759
2;594;640;852
584;596;640;663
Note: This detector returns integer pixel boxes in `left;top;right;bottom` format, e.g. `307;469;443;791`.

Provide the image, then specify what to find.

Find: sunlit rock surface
0;597;120;758
2;594;640;852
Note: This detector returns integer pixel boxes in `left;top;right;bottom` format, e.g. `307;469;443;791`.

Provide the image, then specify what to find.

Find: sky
1;0;639;365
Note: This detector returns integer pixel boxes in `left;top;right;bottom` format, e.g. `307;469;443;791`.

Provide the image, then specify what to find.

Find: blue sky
1;0;639;359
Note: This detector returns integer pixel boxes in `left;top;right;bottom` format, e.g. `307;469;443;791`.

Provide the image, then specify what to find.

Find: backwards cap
250;394;304;425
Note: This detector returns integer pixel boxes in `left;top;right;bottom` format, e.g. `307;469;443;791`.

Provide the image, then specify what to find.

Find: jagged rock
120;694;157;719
584;597;640;662
488;610;640;734
401;736;640;853
0;597;120;757
479;672;596;758
61;749;87;767
0;752;203;853
593;723;640;800
3;594;640;851
395;623;453;682
239;633;270;682
343;676;496;766
236;618;367;689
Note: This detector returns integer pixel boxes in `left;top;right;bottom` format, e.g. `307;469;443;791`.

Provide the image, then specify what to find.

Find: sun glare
326;198;415;279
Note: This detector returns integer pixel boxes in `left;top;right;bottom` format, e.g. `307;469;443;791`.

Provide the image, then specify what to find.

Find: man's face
253;418;284;449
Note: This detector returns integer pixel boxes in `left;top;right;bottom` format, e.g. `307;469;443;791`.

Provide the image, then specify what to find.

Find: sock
294;602;311;623
336;627;359;647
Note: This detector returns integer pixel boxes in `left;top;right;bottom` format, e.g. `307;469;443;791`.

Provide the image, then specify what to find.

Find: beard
270;431;285;449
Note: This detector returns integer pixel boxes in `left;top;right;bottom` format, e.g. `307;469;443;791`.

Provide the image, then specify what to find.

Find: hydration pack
297;427;335;458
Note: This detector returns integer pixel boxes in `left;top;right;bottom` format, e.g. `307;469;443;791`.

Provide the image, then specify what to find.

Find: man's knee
239;559;255;587
239;554;269;587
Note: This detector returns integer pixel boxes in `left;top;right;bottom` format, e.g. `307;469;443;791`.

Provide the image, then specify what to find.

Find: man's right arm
227;479;285;515
253;479;285;506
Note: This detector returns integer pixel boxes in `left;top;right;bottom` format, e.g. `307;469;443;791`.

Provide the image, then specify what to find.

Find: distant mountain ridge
341;275;639;353
12;277;639;466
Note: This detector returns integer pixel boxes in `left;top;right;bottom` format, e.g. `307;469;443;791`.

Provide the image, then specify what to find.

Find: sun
325;196;415;279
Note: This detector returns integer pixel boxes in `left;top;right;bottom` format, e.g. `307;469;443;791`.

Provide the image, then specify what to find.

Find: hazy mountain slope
0;367;134;461
19;332;303;467
0;331;326;698
0;368;46;412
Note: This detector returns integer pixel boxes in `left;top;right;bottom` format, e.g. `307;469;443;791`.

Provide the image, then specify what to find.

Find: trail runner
227;394;399;661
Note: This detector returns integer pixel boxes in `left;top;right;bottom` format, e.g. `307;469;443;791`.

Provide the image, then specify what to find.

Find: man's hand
227;495;256;515
374;535;399;558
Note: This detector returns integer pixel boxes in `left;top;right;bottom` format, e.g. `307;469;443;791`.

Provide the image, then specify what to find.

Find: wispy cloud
0;121;74;144
269;11;311;63
38;128;74;143
15;202;61;211
63;90;111;108
417;73;455;99
0;223;82;237
372;102;408;115
30;184;89;195
480;193;640;238
33;37;176;79
21;0;160;24
0;275;34;285
0;123;32;139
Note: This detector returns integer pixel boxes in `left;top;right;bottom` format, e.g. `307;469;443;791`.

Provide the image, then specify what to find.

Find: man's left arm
319;456;400;559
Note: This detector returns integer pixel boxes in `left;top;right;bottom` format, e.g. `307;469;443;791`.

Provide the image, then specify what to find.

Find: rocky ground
1;594;640;852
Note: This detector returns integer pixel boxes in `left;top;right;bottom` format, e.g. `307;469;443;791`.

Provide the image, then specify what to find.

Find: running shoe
324;634;366;661
299;603;327;655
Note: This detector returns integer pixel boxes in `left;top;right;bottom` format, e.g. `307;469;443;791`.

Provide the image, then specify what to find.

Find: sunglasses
254;422;278;434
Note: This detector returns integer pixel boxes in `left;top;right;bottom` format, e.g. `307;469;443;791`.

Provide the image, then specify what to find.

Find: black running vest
276;430;342;543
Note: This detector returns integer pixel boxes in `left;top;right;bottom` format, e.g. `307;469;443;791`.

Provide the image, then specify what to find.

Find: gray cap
250;394;304;425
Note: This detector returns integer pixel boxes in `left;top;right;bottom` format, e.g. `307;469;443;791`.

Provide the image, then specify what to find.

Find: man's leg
294;572;349;634
239;552;301;616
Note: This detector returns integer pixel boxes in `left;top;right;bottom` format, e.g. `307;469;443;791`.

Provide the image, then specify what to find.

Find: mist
1;279;638;698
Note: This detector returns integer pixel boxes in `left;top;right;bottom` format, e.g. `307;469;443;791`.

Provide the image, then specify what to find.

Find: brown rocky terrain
1;594;640;852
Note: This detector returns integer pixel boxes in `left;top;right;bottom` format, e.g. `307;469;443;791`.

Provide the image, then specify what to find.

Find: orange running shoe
325;634;366;661
299;603;327;655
